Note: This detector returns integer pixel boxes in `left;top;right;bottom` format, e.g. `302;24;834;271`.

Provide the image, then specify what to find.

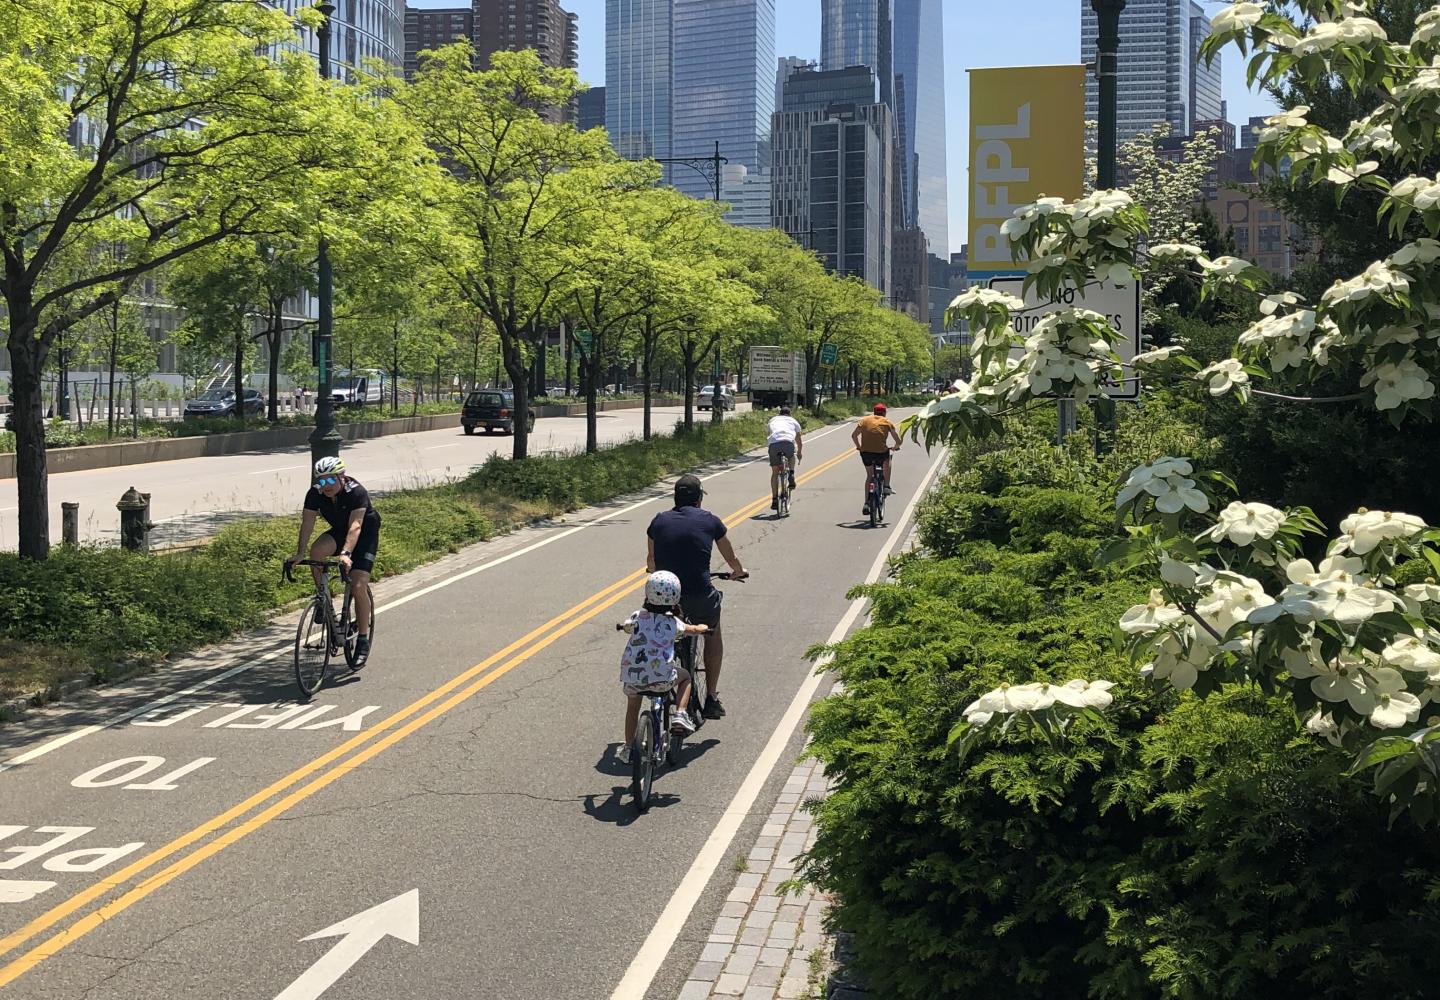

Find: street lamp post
1089;0;1126;448
1092;0;1126;190
308;1;342;467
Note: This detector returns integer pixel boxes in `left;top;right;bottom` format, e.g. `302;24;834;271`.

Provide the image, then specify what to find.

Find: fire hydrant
116;486;154;553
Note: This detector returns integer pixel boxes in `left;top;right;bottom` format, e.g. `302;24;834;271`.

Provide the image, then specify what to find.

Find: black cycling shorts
323;519;380;574
860;451;890;468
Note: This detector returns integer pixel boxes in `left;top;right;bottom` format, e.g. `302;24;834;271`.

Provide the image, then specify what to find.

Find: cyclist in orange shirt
851;402;901;516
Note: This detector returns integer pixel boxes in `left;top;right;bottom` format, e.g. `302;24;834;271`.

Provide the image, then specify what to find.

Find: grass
0;398;887;706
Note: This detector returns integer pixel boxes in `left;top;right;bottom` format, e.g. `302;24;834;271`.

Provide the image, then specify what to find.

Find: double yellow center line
0;444;857;987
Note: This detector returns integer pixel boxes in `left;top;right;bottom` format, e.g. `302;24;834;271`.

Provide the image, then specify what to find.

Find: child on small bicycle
615;570;709;763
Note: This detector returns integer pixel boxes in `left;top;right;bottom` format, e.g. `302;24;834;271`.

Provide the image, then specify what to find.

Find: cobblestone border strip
678;755;833;999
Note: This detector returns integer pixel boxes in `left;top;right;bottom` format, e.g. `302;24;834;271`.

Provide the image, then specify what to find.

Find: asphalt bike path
0;410;944;1000
0;404;744;549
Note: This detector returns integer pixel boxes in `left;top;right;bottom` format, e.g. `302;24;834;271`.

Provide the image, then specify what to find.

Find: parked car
697;385;735;412
184;387;263;418
461;389;536;435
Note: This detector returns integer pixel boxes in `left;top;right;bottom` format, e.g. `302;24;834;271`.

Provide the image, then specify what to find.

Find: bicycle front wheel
632;712;656;813
342;583;375;672
294;598;330;698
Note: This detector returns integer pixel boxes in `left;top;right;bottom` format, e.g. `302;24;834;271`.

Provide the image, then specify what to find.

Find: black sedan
183;388;263;418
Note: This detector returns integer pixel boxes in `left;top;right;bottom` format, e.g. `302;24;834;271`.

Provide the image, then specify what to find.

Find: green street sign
819;343;839;366
575;330;593;350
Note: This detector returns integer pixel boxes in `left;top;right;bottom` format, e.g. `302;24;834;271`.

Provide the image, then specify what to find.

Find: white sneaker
616;744;632;765
671;710;696;735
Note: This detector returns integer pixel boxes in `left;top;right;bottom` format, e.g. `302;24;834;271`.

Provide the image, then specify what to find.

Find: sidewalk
678;754;834;1000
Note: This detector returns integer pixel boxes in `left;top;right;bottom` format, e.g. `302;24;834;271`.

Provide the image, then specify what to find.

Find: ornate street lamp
309;1;343;466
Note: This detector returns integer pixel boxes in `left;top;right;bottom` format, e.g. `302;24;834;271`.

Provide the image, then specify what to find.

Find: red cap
873;403;887;415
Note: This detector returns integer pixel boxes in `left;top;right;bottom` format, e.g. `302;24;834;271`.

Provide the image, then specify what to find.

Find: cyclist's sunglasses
314;476;339;488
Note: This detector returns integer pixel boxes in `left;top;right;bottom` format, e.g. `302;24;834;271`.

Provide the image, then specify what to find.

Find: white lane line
424;444;464;451
0;421;858;772
248;466;305;476
610;443;949;1000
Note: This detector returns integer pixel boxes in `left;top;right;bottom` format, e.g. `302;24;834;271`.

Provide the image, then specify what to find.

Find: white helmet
644;570;682;607
313;456;346;478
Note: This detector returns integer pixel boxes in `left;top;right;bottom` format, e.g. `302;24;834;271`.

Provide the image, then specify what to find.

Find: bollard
116;486;154;553
62;502;79;546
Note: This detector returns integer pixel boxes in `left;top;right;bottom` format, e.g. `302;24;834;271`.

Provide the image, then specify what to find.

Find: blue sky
411;0;1278;255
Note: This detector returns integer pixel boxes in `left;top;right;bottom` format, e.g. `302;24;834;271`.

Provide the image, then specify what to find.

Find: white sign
274;890;419;1000
747;347;804;392
989;277;1142;400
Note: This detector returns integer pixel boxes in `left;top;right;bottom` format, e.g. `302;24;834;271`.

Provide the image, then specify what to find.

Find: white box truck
330;369;386;408
747;347;805;409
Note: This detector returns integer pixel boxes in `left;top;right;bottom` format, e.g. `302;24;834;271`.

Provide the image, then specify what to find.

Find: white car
697;385;735;411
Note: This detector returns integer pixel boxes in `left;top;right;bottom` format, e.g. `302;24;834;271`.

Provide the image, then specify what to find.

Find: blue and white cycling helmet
313;456;346;478
645;570;682;607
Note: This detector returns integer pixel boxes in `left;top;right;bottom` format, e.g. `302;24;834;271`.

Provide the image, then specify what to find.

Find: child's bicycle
283;558;375;698
626;571;745;813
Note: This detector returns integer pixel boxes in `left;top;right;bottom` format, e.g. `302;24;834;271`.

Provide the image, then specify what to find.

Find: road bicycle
283;558;375;698
626;571;745;813
775;453;793;518
864;453;895;528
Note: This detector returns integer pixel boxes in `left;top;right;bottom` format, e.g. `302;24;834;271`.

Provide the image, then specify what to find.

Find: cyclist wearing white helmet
287;456;381;665
615;570;710;763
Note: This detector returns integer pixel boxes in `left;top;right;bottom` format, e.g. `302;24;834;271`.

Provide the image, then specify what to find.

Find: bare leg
704;630;723;697
771;466;782;497
883;456;893;487
675;667;693;716
308;533;338;594
623;694;642;744
350;569;372;637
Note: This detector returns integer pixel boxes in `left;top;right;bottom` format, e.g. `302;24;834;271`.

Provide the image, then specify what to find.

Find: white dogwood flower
1148;242;1202;260
1198;358;1249;396
1337;509;1428;554
1382;636;1440;676
1051;679;1117;710
1204;501;1287;546
1212;1;1264;33
1366;667;1423;729
1120;590;1185;634
1362;359;1436;411
1131;346;1185;366
1321;260;1411;306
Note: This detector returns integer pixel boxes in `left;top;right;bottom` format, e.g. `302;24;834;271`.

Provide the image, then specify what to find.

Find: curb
0;657;155;723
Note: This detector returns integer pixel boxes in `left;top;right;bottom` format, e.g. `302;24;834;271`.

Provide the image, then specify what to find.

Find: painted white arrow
273;889;420;1000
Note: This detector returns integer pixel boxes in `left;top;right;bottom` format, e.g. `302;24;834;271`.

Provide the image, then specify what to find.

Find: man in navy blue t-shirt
647;474;747;719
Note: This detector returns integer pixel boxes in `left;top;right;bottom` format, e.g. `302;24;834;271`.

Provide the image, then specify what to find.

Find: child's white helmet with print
644;570;682;607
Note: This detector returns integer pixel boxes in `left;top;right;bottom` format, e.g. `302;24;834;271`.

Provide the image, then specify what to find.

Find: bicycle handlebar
282;558;350;584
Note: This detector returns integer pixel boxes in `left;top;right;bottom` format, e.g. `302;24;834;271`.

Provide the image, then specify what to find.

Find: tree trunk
641;318;656;442
107;315;118;439
130;378;138;438
501;331;531;460
585;345;601;454
233;336;245;429
266;300;282;423
392;327;401;412
8;304;52;559
681;344;698;433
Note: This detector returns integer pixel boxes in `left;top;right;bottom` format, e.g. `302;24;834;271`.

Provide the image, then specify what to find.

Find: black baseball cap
675;474;704;505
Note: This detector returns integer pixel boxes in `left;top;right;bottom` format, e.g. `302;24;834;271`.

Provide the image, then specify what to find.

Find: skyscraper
578;86;607;132
776;57;815;114
820;0;893;106
284;0;403;79
403;1;578;85
892;0;947;254
607;0;674;168
773;68;894;292
672;0;776;201
1081;0;1221;141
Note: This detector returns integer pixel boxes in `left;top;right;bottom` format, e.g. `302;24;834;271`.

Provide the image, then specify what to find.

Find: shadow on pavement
583;786;680;826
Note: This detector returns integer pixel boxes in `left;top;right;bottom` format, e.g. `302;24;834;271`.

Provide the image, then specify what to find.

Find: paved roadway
0;410;947;1000
0;404;746;549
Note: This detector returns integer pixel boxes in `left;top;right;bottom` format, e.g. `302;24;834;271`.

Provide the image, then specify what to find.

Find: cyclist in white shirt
766;404;803;511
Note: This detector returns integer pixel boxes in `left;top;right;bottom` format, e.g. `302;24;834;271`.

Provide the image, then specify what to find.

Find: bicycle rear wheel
869;482;881;527
342;583;375;672
294;598;330;698
632;711;656;813
666;696;684;766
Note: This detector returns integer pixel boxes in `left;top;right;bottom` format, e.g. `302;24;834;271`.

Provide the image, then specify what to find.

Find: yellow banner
968;65;1086;277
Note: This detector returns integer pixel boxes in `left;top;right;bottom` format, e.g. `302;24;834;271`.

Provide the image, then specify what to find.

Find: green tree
0;0;345;557
399;46;653;459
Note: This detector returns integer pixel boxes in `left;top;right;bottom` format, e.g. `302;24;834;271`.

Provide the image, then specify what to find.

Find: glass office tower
892;0;947;253
607;0;674;169
820;0;893;106
672;0;776;201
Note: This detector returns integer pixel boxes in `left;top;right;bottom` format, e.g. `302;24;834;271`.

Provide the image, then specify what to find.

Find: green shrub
802;417;1440;1000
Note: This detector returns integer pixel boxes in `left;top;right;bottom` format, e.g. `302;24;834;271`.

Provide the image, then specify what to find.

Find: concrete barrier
0;411;463;479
